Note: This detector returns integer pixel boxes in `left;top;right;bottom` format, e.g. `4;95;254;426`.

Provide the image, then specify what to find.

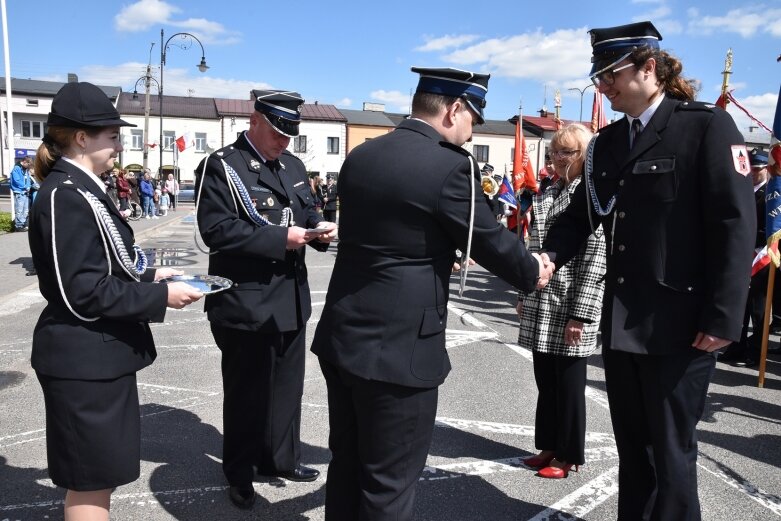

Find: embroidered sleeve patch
732;145;750;176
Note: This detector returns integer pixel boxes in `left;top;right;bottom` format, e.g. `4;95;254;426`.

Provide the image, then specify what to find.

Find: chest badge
267;197;275;207
250;159;262;170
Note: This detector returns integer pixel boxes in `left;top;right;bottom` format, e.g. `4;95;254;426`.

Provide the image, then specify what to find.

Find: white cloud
333;98;353;108
440;27;592;83
114;0;241;45
77;62;271;99
114;0;179;32
688;7;781;38
370;90;411;113
633;5;671;20
416;34;480;52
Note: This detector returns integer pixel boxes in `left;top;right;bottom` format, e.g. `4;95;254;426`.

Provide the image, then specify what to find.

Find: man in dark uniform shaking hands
197;90;337;510
311;67;554;520
543;22;755;520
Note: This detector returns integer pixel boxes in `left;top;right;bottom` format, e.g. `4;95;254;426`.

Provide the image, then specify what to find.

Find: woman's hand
515;300;523;318
154;268;184;282
564;319;585;347
166;281;203;309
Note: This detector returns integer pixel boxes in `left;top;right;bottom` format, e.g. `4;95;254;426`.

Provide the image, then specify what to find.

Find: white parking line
527;466;619;521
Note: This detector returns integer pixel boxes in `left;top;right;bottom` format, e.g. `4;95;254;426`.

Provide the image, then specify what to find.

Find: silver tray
159;274;233;295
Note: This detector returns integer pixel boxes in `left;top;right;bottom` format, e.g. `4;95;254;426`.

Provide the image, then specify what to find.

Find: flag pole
758;264;775;387
720;48;733;109
516;99;523;239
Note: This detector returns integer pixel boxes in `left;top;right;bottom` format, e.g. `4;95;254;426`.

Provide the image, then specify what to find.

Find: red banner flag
512;118;537;193
591;92;607;133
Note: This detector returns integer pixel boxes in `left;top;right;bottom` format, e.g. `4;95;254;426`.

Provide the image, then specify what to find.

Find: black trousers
319;358;438;521
323;209;337;223
603;347;716;521
211;323;306;486
532;351;588;465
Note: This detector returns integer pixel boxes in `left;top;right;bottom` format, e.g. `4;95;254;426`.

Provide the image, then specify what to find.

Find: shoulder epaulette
212;145;238;158
678;100;716;111
439;141;474;157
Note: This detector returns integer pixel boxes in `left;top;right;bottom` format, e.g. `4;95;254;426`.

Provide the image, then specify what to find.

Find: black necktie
629;119;643;149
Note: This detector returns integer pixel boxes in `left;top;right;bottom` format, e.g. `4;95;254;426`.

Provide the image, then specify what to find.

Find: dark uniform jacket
544;97;756;355
323;184;338;211
312;119;540;388
29;160;166;380
197;132;327;333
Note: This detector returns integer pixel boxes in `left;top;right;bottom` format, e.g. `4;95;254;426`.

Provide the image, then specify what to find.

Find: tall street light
159;29;208;180
131;72;159;171
568;84;594;123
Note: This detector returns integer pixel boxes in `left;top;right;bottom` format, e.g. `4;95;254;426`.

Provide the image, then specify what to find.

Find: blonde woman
517;123;606;479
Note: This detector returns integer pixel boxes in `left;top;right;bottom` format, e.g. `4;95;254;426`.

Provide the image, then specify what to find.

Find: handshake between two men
532;252;555;290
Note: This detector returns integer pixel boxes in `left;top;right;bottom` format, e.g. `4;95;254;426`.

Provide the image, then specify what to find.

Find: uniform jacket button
619;180;625;186
650;165;657;171
617;277;625;284
618;211;626;218
617;244;626;252
601;171;607;177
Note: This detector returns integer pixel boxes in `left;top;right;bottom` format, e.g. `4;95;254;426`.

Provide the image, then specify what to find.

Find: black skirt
36;372;141;491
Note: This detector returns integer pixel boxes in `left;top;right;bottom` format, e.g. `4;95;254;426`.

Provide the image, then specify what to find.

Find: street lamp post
159;29;209;192
568;84;594;123
131;72;159;171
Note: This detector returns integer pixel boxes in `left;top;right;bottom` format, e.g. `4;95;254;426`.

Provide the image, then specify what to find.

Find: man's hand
287;226;314;249
692;332;731;352
532;252;555;289
311;221;338;243
452;258;476;273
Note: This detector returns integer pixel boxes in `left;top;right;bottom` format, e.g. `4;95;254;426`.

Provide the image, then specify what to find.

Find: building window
163;131;175;150
195;132;207;152
21;120;44;138
294;135;307;153
473;145;489;163
130;129;144;150
327;137;339;154
26;99;38;107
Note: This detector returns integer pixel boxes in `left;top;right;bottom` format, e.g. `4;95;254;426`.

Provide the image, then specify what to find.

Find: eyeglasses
590;62;636;87
550;149;580;158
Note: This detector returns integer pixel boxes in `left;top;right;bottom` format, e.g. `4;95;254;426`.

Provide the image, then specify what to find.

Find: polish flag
751;246;771;277
175;132;194;152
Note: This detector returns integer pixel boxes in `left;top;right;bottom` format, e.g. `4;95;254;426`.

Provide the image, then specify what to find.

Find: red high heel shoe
538;462;579;479
523;452;555;469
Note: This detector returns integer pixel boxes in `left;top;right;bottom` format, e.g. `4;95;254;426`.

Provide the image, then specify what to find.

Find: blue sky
3;0;778;134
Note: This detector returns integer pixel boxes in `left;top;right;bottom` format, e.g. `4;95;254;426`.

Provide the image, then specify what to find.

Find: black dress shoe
228;484;255;509
718;349;745;362
735;357;757;368
274;465;320;482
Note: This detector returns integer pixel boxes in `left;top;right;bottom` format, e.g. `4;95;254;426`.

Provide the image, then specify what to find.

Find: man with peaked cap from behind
197;89;337;510
311;67;553;520
543;21;755;520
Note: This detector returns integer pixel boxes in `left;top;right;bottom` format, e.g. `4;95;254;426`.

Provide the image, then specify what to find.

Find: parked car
0;178;10;196
177;182;195;203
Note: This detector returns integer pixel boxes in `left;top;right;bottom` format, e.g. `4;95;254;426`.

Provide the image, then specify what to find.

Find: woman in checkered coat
516;124;606;479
